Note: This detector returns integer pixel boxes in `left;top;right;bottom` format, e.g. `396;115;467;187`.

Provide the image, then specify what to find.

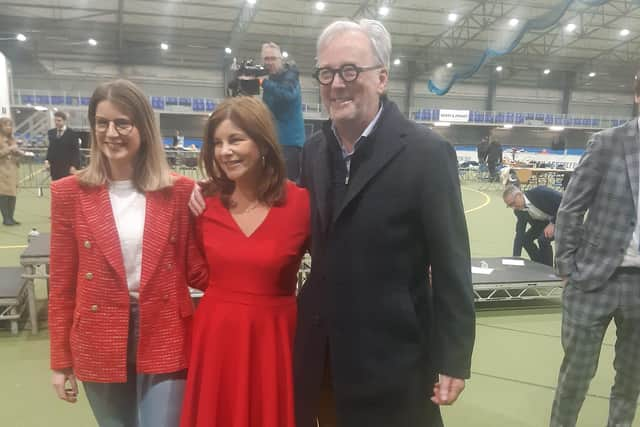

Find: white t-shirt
109;180;146;296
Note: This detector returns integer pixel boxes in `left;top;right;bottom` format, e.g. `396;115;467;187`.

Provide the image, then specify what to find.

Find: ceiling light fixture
282;51;289;58
496;65;503;72
378;6;390;16
543;68;551;75
565;23;577;33
620;28;630;37
224;47;232;54
588;71;596;77
315;1;326;11
448;13;458;23
446;62;453;68
16;33;27;42
509;18;519;27
88;38;97;46
160;42;169;50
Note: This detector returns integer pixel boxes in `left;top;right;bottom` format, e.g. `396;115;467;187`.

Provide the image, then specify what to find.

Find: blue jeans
83;302;187;427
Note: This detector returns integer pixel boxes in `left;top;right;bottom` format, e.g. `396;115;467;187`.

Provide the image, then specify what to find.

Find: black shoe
11;219;20;225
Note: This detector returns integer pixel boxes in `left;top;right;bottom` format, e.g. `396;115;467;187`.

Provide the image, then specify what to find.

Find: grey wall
11;59;636;128
432;126;595;149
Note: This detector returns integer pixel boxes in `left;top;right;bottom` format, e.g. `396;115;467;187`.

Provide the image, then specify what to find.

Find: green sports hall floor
1;176;637;427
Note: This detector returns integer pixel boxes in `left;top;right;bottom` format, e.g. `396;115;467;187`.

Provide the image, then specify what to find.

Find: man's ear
377;68;389;95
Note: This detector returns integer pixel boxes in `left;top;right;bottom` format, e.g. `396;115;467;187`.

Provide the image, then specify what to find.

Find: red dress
180;182;310;427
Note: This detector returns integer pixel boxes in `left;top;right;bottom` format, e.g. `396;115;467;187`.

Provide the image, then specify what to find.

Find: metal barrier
17;147;206;192
17;147;50;195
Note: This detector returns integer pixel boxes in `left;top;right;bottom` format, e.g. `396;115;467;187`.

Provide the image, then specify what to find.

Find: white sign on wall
439;109;470;122
0;52;10;117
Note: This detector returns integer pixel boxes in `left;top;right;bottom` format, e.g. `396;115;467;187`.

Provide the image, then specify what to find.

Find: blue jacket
262;64;305;148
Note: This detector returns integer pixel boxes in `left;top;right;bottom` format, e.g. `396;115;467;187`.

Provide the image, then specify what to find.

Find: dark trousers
523;221;553;266
317;346;337;427
282;145;302;183
0;195;17;224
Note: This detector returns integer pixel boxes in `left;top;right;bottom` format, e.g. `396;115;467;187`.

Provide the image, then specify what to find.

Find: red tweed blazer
48;175;208;382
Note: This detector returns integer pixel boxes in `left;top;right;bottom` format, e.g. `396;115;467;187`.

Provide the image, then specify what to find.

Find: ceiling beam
228;3;258;49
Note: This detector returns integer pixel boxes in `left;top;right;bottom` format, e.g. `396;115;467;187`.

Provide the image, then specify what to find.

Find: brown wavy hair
77;79;173;192
199;96;286;207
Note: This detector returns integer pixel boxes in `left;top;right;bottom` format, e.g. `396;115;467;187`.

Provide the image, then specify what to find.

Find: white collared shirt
523;195;552;222
331;104;384;177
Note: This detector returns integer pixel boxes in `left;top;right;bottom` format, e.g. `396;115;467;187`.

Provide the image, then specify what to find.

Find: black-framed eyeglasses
313;64;384;85
95;118;135;136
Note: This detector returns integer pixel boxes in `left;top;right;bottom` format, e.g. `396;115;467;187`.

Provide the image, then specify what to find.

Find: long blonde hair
77;79;172;192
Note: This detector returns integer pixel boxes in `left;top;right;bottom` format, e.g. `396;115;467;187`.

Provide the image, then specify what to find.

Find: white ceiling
0;0;639;92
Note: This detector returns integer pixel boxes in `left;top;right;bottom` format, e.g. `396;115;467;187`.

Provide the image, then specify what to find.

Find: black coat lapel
311;133;332;233
333;102;408;223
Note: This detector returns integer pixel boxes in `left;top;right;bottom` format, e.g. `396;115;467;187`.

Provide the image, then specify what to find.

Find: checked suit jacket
555;119;639;291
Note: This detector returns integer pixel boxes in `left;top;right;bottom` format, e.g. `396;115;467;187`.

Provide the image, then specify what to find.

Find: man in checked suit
550;74;640;427
46;111;81;181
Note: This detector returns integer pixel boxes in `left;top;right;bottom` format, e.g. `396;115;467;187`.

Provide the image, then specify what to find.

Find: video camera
227;59;270;97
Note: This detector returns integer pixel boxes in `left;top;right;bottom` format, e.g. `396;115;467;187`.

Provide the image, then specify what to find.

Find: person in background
487;138;503;181
261;42;306;182
46;111;81;181
48;79;207;427
173;130;185;149
0;117;25;225
503;184;562;266
477;136;489;170
180;96;309;427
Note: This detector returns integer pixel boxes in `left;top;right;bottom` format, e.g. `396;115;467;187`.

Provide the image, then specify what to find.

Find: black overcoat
294;99;476;427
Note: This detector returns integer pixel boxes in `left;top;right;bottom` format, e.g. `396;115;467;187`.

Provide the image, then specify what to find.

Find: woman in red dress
180;96;310;427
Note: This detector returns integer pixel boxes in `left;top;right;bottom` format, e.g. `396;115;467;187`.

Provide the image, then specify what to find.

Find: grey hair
316;19;391;69
502;184;522;200
261;42;282;56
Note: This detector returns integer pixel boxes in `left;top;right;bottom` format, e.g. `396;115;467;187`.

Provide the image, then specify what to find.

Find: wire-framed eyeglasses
313;64;384;85
95;118;135;136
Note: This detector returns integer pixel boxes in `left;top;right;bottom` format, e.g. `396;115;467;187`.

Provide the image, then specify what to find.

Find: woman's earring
261;155;266;167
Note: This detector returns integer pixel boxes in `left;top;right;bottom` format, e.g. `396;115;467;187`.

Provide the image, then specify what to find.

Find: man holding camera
260;42;305;181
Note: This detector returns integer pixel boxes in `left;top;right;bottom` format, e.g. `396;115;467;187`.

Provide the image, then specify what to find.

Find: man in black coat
477;136;489;168
503;184;563;266
486;138;503;181
46;111;81;181
295;19;475;427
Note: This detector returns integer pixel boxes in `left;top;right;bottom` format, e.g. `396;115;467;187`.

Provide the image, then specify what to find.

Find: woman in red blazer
48;79;207;427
